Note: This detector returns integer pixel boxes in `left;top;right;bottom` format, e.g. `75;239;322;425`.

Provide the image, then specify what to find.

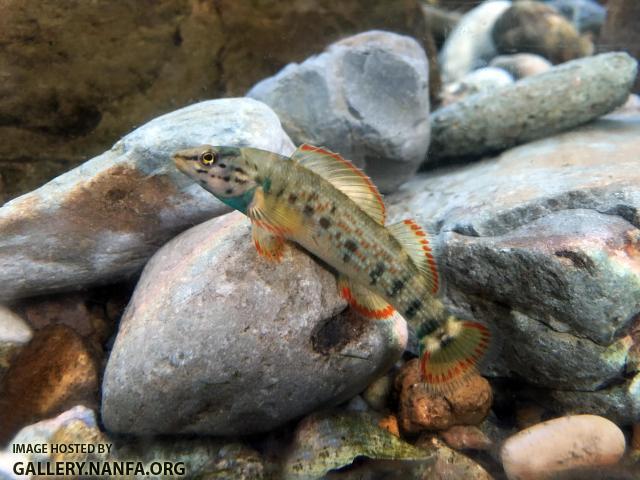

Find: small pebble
501;414;626;480
441;67;514;106
440;425;492;451
490;54;552;79
396;359;492;433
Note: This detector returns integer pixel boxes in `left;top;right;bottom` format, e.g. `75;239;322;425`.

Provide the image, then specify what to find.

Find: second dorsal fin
388;219;440;295
291;144;386;225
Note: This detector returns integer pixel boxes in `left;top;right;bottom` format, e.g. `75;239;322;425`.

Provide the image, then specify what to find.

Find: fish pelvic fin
251;222;285;262
291;144;386;225
388;219;441;295
418;317;490;394
337;276;395;320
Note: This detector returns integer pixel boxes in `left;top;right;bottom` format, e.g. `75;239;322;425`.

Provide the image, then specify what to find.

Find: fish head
172;145;260;203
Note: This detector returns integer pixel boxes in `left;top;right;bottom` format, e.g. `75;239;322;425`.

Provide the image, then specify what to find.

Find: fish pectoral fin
247;186;302;237
337;276;395;320
418;318;491;395
251;222;285;262
290;144;386;225
388;219;441;295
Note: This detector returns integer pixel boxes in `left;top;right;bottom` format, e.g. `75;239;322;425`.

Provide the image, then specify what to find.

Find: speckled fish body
173;144;490;392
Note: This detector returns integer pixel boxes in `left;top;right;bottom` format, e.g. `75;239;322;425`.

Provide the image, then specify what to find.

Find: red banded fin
419;319;491;394
251;222;285;262
337;276;395;320
291;144;386;225
387;219;440;295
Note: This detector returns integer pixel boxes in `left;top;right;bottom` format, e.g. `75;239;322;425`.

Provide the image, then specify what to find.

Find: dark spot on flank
330;204;336;214
225;188;233;195
303;204;314;216
344;240;358;252
369;262;385;285
288;193;298;204
335;231;342;240
308;192;319;201
405;299;422;319
276;188;285;198
223;176;231;182
196;168;207;174
234;178;247;185
234;167;246;174
319;217;331;229
342;253;351;263
218;163;227;169
389;279;405;297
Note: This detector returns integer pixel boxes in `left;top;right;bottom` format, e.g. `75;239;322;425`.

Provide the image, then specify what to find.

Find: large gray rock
389;113;640;423
0;98;294;301
102;212;407;436
247;30;430;193
429;52;637;162
439;1;511;83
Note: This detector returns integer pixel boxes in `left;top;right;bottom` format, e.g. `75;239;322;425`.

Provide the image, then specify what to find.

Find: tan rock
501;414;626;480
440;425;492;451
416;435;493;480
397;359;492;433
0;325;99;443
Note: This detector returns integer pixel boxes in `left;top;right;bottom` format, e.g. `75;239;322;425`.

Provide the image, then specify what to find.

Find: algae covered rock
429;52;637;162
248;30;431;193
0;98;294;301
102;212;407;436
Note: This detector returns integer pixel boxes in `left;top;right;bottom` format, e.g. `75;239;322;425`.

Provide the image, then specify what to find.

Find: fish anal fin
337;276;395;320
419;318;491;395
291;144;386;225
252;222;285;262
388;219;440;295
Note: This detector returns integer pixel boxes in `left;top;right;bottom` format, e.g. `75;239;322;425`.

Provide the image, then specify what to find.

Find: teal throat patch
221;187;257;214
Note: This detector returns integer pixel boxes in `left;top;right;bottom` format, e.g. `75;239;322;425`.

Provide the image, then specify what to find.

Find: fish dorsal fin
291;144;386;225
388;219;440;295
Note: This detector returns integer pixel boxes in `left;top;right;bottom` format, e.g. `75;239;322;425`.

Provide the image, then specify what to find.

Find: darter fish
173;143;490;392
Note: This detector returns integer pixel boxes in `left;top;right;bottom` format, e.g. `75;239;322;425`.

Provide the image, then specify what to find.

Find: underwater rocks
389;113;640;422
545;0;607;35
489;53;552;79
429;52;637;162
0;0;429;201
500;415;626;480
101;212;407;436
492;1;593;64
438;1;511;83
247;31;430;193
396;359;492;434
0;98;294;301
0;324;99;444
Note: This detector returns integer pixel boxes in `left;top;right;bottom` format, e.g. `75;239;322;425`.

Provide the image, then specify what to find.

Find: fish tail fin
418;316;491;394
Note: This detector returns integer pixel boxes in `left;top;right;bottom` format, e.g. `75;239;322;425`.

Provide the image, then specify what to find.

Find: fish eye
200;151;216;165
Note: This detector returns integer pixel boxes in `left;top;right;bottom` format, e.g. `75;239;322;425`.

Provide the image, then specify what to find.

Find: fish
172;143;490;392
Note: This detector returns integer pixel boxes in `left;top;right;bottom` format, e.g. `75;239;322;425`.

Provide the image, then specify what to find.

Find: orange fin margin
419;319;490;394
337;276;395;320
388;219;440;295
251;222;285;262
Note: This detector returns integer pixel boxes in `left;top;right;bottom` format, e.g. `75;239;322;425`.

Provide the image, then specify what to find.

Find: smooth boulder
248;31;430;193
501;415;626;480
0;98;294;301
102;212;407;436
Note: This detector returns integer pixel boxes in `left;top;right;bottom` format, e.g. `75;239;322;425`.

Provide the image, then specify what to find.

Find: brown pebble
396;359;492;433
0;324;99;443
378;415;400;437
440;425;493;451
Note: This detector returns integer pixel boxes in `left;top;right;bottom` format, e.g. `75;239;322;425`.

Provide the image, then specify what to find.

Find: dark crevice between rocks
311;309;368;355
